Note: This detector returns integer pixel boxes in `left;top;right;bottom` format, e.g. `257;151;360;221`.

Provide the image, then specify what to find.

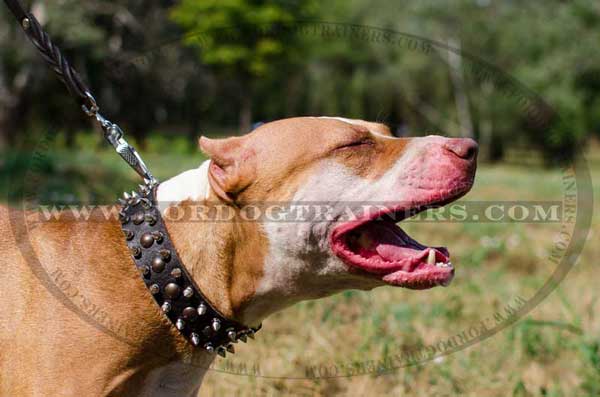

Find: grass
1;132;599;396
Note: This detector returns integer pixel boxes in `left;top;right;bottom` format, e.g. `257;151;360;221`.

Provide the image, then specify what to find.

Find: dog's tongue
358;221;427;263
376;243;424;262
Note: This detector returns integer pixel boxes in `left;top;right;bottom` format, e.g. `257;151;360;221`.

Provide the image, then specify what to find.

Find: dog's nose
443;138;478;161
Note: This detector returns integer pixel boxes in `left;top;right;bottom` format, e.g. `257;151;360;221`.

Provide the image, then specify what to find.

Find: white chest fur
156;160;211;214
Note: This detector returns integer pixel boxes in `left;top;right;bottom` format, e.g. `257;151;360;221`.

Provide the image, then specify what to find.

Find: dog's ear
199;136;256;204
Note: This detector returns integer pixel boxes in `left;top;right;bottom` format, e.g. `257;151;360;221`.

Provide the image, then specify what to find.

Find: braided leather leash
3;0;260;355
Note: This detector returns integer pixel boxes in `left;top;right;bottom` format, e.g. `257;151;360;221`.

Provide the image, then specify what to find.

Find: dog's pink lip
329;189;468;290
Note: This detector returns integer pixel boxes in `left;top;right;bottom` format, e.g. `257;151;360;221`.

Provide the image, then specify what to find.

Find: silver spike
227;329;237;342
161;302;171;313
212;318;221;332
183;287;194;298
118;198;128;206
217;347;227;357
247;330;255;339
197;303;207;316
149;284;160;295
190;333;200;346
176;318;185;330
239;334;247;343
131;191;139;198
205;344;215;354
226;344;235;354
123;192;131;199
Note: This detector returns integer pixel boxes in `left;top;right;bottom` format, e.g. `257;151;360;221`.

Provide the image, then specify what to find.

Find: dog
0;117;477;396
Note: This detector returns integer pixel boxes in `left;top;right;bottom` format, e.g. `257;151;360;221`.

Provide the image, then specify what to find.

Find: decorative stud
217;347;226;357
190;333;200;346
197;303;207;316
171;268;182;278
119;212;129;224
130;246;142;259
141;198;152;209
149;284;160;294
118;198;128;206
227;329;237;342
205;344;215;354
123;230;134;241
139;233;154;249
212;318;221;332
123;192;131;200
202;326;212;337
248;330;255;339
21;18;30;30
161;301;171;313
164;283;181;299
182;307;198;321
141;266;150;276
183;287;194;298
176;318;185;331
151;231;164;244
159;249;171;262
226;344;235;354
132;212;145;225
239;334;247;343
151;257;165;273
131;191;139;198
145;213;157;226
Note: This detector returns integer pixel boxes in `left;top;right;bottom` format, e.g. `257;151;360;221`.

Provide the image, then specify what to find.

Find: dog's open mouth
330;194;463;290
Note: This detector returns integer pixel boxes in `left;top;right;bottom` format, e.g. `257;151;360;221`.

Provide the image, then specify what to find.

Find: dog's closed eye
335;137;375;151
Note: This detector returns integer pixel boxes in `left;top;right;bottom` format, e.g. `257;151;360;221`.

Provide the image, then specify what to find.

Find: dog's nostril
444;138;478;160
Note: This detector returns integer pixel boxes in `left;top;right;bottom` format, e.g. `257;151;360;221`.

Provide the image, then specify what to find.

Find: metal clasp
81;91;100;117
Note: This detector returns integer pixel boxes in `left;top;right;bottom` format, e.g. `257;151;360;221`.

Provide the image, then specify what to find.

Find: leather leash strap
3;0;94;112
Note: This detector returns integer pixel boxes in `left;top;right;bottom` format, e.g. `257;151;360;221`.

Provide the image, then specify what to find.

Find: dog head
191;117;477;323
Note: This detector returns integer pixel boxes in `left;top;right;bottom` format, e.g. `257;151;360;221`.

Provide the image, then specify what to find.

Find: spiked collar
118;183;260;357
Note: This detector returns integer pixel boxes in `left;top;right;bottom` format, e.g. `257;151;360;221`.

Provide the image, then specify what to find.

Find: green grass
1;133;599;396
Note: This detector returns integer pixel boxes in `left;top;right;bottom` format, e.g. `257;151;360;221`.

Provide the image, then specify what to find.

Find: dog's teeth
427;250;436;265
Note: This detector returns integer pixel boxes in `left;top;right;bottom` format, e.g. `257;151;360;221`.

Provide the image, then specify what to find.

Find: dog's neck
156;161;266;327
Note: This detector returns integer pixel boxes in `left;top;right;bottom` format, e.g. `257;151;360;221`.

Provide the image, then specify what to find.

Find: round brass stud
140;233;154;248
182;306;198;321
164;283;181;299
151;257;165;273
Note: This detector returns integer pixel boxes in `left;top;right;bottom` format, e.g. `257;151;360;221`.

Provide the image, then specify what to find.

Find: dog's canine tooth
427;250;436;265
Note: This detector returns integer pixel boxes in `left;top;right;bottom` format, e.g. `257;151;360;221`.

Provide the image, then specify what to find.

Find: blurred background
1;1;599;396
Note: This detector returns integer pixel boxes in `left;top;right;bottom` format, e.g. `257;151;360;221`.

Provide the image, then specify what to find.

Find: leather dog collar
118;184;260;357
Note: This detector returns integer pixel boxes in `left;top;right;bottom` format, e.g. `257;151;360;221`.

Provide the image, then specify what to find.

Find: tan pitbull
0;117;477;396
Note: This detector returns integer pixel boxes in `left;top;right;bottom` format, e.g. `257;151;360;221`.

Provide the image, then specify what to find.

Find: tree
170;0;316;133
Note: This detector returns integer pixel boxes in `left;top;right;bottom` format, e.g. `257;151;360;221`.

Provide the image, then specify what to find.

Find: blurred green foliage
1;0;599;164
